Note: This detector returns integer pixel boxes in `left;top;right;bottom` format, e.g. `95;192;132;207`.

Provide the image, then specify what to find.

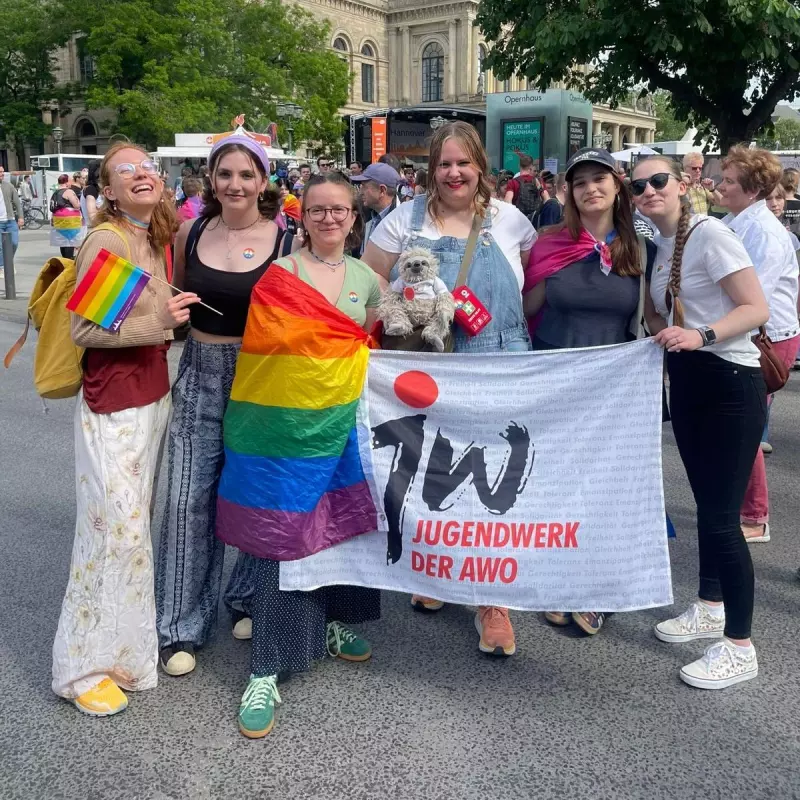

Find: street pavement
1;232;799;800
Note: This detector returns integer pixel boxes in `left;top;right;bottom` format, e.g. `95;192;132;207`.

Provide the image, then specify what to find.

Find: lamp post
277;102;303;154
52;125;63;156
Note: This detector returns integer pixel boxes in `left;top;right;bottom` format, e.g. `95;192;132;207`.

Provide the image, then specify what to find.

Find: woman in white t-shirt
362;121;536;659
717;147;800;543
632;156;769;690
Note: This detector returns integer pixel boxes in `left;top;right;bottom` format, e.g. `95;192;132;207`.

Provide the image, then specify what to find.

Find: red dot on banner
394;370;438;408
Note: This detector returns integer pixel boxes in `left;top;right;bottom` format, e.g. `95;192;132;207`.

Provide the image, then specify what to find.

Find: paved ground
1;233;799;800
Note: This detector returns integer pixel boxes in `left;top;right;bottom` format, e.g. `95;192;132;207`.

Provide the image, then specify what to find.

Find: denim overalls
392;196;530;353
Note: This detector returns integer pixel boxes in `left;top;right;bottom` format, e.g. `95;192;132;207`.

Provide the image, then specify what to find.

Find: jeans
667;350;766;640
741;334;800;524
0;219;19;267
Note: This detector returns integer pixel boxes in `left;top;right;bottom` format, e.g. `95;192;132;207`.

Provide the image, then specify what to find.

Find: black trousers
667;350;766;639
60;247;75;259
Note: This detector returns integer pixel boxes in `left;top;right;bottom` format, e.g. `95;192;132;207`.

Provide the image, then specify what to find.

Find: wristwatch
697;326;717;347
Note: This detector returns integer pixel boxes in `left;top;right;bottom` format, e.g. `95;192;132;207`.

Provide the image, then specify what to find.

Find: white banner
281;339;672;612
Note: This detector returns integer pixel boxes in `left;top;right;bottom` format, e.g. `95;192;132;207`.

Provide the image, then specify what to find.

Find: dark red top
82;344;170;414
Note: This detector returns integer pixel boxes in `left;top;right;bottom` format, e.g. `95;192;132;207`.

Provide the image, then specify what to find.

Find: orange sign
371;117;387;162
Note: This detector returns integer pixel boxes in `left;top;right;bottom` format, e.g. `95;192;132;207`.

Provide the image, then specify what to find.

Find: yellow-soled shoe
73;678;128;717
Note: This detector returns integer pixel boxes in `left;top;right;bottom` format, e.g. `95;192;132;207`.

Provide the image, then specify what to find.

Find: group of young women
52;122;797;735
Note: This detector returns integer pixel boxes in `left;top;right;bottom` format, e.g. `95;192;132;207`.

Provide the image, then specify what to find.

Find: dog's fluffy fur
377;247;455;352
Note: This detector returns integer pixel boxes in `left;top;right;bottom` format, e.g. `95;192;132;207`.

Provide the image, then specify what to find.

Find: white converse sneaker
680;639;758;689
654;602;725;643
233;617;253;640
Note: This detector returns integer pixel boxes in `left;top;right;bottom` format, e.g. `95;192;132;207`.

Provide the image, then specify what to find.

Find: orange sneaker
475;606;516;656
410;595;444;613
73;678;128;717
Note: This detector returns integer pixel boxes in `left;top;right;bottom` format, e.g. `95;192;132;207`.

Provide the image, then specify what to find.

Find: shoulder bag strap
454;214;482;288
287;255;300;276
87;222;132;260
184;216;210;265
633;234;647;338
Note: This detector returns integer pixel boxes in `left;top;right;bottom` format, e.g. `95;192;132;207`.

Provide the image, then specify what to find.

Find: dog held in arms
377;247;455;352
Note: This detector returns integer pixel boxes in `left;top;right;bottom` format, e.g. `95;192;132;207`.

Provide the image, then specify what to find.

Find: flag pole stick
149;274;223;316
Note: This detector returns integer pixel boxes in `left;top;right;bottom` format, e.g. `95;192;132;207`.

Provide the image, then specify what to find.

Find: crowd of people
48;121;799;737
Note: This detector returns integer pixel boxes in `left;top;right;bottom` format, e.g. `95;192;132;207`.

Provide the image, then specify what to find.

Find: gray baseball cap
350;162;400;188
565;147;618;180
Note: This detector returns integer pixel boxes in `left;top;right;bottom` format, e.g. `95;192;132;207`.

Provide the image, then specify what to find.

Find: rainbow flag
51;209;83;241
66;248;152;332
216;267;379;561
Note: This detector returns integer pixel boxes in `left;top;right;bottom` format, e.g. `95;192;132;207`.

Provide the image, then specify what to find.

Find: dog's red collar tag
403;286;415;301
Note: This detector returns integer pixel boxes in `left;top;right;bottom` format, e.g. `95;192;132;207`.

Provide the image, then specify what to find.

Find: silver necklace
309;247;345;271
221;215;260;260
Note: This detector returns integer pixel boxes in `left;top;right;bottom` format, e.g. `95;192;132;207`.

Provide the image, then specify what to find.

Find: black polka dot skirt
250;557;381;677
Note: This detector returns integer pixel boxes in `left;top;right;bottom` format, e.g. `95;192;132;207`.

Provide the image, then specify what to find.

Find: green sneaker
326;621;372;662
238;674;281;739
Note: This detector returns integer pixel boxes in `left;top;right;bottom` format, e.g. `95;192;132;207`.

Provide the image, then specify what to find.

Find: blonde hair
95;142;177;248
682;152;704;169
721;145;783;200
426;122;492;226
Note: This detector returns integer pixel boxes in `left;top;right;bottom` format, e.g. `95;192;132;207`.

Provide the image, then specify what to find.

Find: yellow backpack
3;223;130;399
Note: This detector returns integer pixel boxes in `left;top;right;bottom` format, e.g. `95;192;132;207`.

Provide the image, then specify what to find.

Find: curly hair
721;145;783;200
426;122;493;226
301;172;364;253
200;142;280;221
94;142;177;249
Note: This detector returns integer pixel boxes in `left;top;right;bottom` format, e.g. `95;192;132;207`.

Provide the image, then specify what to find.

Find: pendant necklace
309;248;345;271
221;215;260;260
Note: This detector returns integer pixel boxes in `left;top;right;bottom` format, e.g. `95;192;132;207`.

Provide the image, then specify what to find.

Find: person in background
780;168;800;200
275;177;301;236
533;171;567;228
176;176;204;224
414;168;427;196
363;121;535;658
717;146;800;542
683;152;721;214
766;184;800;249
378;153;402;171
316;156;332;174
350;161;363;177
351;163;400;247
505;154;548;218
632;155;768;690
71;172;85;197
496;172;511;201
80;160;102;229
50;173;83;258
524;147;654;636
401;163;416;190
52;143;190;716
0;166;24;275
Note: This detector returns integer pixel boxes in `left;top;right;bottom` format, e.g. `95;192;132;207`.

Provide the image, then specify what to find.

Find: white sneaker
233;617;253;640
654;602;725;643
743;522;770;543
680;639;758;689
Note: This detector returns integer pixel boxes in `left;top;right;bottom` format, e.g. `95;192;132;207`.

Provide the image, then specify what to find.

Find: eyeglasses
630;172;673;196
319;163;332;169
305;205;351;222
113;159;159;178
688;166;703;171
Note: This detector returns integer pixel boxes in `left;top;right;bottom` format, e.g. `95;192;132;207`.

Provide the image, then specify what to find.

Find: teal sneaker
238;674;281;739
326;621;372;662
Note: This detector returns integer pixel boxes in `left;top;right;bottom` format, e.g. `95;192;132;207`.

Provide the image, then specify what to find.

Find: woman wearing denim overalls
363;121;536;656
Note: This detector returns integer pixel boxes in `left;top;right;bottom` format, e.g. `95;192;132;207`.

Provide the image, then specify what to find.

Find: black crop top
184;218;286;336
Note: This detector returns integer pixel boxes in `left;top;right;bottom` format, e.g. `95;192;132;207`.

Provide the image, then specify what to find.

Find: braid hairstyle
667;197;692;327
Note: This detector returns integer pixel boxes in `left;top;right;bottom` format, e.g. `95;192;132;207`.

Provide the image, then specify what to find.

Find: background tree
477;0;800;151
0;0;69;165
67;0;349;151
756;117;800;150
652;91;691;143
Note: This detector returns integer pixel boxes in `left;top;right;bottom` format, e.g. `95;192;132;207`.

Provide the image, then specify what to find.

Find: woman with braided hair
632;156;769;690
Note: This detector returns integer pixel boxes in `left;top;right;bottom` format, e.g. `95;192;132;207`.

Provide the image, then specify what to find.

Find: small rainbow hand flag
66;248;151;332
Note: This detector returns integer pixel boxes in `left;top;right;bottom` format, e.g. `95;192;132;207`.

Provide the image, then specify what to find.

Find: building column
401;26;411;104
464;19;474;99
388;28;398;105
592;119;602;145
611;123;621;152
447;19;458;101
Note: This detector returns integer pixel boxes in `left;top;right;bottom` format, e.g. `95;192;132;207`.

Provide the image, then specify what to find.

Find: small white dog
377;247;455;352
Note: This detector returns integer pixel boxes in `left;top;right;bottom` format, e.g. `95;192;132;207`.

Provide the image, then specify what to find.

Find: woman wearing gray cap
523;146;654;636
155;130;289;678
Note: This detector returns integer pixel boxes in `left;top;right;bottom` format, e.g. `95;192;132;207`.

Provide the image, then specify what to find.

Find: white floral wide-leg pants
52;392;171;699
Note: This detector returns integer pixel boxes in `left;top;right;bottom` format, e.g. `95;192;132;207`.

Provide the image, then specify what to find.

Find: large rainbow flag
216;267;380;561
51;209;84;243
66;248;152;332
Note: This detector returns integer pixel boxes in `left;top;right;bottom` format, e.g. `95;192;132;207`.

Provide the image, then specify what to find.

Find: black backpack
515;176;542;218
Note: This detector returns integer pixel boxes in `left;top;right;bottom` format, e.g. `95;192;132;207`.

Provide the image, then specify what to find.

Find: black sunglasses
630;172;673;196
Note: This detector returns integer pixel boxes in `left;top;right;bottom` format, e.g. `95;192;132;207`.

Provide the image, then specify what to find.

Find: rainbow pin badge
243;248;255;260
348;291;359;303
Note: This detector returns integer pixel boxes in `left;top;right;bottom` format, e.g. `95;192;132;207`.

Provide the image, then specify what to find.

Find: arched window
333;37;348;52
422;42;444;103
77;119;97;138
361;44;375;103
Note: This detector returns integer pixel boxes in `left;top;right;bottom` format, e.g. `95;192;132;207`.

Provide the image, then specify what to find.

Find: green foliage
756;117;800;150
0;0;69;162
652;91;691;142
65;0;349;151
477;0;800;151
